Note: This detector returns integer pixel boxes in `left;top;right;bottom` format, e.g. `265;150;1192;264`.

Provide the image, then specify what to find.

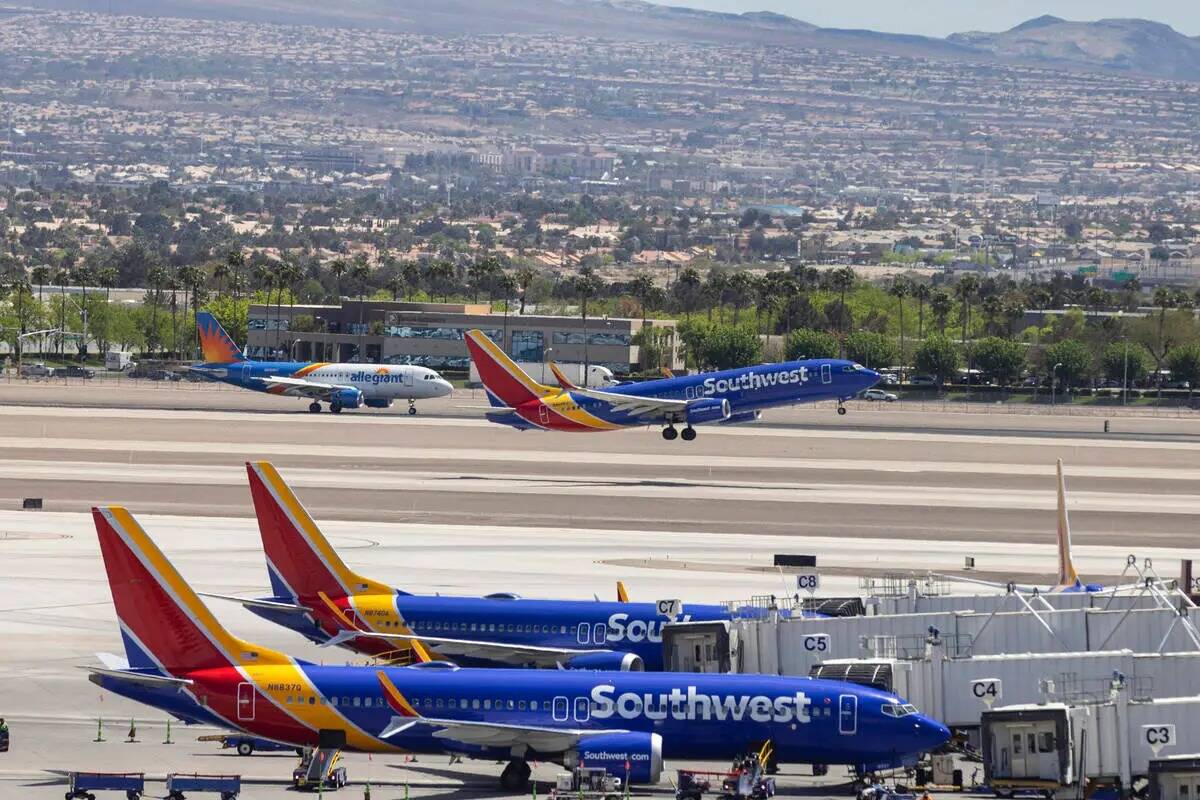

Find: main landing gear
662;425;697;441
308;401;322;413
408;399;418;416
499;759;531;791
329;402;343;414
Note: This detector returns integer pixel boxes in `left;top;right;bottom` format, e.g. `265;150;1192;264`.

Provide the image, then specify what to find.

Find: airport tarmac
0;384;1196;797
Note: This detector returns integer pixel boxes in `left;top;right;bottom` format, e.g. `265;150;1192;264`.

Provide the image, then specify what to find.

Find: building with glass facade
244;301;681;375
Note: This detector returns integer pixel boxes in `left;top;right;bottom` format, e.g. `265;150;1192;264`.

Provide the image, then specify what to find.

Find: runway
1;384;1198;797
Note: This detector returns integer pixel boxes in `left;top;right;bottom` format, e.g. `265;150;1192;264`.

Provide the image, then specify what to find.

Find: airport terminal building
245;300;681;375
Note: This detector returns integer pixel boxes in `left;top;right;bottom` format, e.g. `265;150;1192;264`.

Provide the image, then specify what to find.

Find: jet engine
720;409;762;425
571;732;663;784
363;398;393;409
562;651;644;671
332;388;364;409
685;397;731;425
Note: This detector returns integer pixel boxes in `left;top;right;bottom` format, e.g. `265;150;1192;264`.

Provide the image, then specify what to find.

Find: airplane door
838;694;857;735
538;403;550;425
236;682;255;722
241;364;252;384
821;364;832;385
402;369;413;388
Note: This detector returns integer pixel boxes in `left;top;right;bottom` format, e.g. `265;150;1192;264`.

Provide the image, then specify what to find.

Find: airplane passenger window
483;700;491;709
449;699;457;708
518;701;527;710
472;700;480;710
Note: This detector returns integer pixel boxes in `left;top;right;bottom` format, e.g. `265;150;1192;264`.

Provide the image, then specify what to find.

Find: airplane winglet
1055;459;1080;588
548;360;579;391
616;581;630;602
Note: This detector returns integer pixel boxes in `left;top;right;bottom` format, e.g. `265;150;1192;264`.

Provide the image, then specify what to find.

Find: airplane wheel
681;426;697;441
308;402;322;413
837;406;847;416
662;426;678;441
500;759;530;791
408;406;417;416
329;403;343;414
237;741;253;756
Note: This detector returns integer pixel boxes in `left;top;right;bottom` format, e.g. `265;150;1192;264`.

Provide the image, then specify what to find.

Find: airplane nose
862;369;881;388
436;379;454;396
915;716;951;750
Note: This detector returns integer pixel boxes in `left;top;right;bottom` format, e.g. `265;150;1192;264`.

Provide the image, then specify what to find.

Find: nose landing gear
408;399;418;416
837;401;847;416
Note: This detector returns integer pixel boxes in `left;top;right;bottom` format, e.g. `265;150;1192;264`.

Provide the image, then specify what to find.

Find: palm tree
955;274;980;344
178;265;206;360
53;268;71;359
350;258;371;360
97;266;118;303
630;272;655;324
167;273;182;359
888;278;910;365
1151;285;1178;396
145;265;169;357
930;290;952;335
702;271;727;322
328;258;348;301
726;271;755;325
72;265;93;360
575;267;605;384
516;266;535;315
672;267;703;319
386;274;404;302
31;265;50;303
4;271;31;364
401;261;421;300
497;271;518;349
212;259;231;301
912;282;931;339
829;266;855;336
224;249;246;300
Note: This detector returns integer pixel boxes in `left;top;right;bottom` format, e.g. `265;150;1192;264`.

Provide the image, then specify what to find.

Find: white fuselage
301;363;453;400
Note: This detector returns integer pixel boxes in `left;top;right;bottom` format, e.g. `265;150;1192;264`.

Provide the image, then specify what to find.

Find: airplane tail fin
195;311;245;364
93;506;288;675
1054;459;1081;589
246;461;391;602
464;329;553;408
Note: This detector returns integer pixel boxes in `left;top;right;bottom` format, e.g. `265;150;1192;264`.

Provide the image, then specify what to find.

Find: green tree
786;328;838;360
1100;341;1151;384
1043;339;1093;388
955;274;979;344
828;267;855;339
930;290;953;335
888;278;910;361
971;337;1026;385
845;331;898;369
912;282;931;338
1166;344;1200;392
915;335;960;385
696;323;762;370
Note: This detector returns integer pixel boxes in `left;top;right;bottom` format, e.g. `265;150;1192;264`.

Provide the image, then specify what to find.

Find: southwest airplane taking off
87;506;949;790
216;461;818;670
464;329;880;439
190;312;453;414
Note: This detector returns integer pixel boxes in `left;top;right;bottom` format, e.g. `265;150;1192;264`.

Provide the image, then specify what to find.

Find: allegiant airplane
190;312;453;414
464;329;881;440
209;462;820;671
86;505;950;790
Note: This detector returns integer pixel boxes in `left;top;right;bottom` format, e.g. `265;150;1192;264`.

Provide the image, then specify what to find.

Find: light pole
1051;362;1063;410
1122;337;1129;406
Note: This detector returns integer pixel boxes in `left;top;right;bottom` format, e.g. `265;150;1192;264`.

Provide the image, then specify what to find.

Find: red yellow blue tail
464;329;554;407
196;311;245;364
92;506;288;674
246;461;392;602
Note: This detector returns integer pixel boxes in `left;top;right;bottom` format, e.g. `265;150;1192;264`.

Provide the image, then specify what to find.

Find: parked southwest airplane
212;461;818;671
190;312;453;414
464;329;881;439
86;506;950;790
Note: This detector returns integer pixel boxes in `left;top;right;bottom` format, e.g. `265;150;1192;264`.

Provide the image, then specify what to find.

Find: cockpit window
842;365;857;373
882;703;918;717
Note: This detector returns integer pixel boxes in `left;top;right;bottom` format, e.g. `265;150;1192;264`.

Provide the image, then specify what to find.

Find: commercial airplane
464;329;880;440
211;461;818;671
190;312;453;414
86;505;950;790
940;460;1103;594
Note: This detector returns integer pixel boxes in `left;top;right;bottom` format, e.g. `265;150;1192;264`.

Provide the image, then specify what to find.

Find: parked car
147;369;183;382
18;362;54;378
908;375;937;387
877;373;900;386
860;388;899;402
59;365;96;379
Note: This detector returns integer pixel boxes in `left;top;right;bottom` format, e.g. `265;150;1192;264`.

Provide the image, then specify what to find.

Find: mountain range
13;0;1200;82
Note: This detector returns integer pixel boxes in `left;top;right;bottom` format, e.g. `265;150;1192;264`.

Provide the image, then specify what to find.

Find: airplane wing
323;629;606;668
376;671;626;751
260;375;356;399
567;386;690;420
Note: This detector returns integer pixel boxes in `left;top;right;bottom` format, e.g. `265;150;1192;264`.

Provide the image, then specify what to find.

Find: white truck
469;360;616;389
105;351;135;371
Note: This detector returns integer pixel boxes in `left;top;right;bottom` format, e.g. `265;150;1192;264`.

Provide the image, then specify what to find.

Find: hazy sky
665;0;1199;37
